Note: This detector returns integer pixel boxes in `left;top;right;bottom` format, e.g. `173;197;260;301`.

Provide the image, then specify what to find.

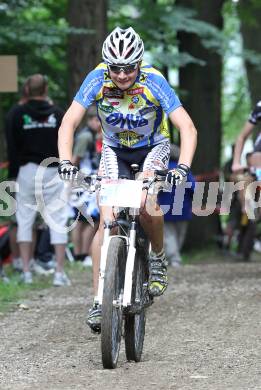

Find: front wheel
101;237;126;369
124;246;148;362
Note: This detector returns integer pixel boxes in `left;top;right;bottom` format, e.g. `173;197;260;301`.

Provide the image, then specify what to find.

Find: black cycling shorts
99;141;170;179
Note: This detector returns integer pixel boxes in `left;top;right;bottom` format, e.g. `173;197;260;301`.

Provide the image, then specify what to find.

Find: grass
182;245;225;265
0;265;52;313
0;261;90;313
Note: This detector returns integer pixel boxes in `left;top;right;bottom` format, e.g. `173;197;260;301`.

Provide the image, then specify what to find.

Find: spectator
4;80;30;272
159;145;195;266
70;106;101;265
221;145;241;252
72;105;102;172
5;74;70;285
232;100;261;172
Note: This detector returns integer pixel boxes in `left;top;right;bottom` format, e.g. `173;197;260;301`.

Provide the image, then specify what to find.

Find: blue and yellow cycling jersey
74;62;182;148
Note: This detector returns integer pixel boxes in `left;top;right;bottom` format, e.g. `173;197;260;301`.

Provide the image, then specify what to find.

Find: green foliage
237;0;261;25
0;0;70;108
0;0;94;110
109;0;225;71
222;1;254;144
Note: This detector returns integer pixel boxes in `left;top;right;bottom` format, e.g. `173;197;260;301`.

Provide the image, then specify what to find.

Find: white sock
150;249;165;258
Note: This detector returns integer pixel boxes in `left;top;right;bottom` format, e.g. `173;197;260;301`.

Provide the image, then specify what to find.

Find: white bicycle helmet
102;27;144;65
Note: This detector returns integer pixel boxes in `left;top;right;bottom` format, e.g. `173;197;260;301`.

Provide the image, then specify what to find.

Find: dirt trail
1;259;261;390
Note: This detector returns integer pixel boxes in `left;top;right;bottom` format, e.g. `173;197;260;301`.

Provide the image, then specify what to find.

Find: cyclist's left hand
58;160;79;181
166;164;190;186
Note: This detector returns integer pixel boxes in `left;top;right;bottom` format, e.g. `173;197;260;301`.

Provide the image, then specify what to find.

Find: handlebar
75;169;169;191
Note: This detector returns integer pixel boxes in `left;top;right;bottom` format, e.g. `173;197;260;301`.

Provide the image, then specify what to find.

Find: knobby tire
101;237;126;369
124;240;148;362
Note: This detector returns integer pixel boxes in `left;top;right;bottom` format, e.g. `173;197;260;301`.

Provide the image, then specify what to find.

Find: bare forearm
58;101;86;162
233;136;245;165
169;107;197;168
178;124;197;167
58;122;75;161
232;121;254;166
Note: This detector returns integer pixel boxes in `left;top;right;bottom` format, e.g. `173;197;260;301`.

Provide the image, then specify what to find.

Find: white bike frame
91;175;166;309
94;217;137;308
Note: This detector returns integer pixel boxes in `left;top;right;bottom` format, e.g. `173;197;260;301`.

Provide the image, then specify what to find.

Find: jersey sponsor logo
127;87;144;96
117;130;144;147
139;106;157;116
103;87;124;99
128;103;135;110
139;73;148;83
98;102;113;113
132;96;139;104
104;72;110;81
105;113;148;130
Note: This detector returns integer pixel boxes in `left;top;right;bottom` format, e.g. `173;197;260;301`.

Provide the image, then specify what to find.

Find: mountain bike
79;166;168;369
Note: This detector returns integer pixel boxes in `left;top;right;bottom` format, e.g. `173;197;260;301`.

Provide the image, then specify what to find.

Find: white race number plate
99;179;143;208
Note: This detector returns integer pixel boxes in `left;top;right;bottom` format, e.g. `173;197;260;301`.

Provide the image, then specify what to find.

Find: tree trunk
67;0;107;102
238;1;261;106
0;96;7;161
176;0;224;248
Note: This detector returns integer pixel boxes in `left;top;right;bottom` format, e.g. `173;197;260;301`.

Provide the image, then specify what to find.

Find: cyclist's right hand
58;160;79;181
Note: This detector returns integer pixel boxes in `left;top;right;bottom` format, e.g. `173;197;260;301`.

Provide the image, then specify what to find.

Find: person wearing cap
232;101;261;172
58;27;197;331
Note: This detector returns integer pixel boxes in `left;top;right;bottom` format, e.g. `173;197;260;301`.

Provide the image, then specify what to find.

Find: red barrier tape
0;161;9;169
195;170;220;182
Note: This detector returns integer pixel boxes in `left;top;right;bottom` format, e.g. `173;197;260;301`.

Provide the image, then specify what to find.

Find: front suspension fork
95;224;111;306
94;221;137;308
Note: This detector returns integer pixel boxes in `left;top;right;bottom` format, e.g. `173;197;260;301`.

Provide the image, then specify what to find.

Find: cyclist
58;27;197;331
232;100;261;172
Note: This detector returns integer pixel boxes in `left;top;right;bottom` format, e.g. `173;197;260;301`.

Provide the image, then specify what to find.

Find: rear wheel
124;244;148;362
101;237;126;369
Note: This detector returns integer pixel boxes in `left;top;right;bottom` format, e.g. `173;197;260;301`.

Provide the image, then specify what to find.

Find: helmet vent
127;47;134;58
110;35;116;47
129;36;135;46
109;47;117;59
119;39;124;55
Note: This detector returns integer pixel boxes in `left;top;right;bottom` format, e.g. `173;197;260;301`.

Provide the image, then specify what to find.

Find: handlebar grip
155;169;168;176
83;176;92;185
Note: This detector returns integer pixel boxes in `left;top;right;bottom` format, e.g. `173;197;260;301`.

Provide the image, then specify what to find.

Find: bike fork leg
95;227;110;305
123;223;136;307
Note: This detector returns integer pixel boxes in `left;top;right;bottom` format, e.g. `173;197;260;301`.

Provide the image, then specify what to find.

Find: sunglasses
108;63;138;74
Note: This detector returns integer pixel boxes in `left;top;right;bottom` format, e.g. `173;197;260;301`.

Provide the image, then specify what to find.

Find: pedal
90;324;101;334
143;286;154;308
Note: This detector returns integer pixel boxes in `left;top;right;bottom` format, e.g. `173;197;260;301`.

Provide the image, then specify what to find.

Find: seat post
130;163;140;180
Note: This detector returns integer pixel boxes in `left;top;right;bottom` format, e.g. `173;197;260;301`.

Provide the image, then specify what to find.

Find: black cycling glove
58;160;79;181
166;164;190;186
